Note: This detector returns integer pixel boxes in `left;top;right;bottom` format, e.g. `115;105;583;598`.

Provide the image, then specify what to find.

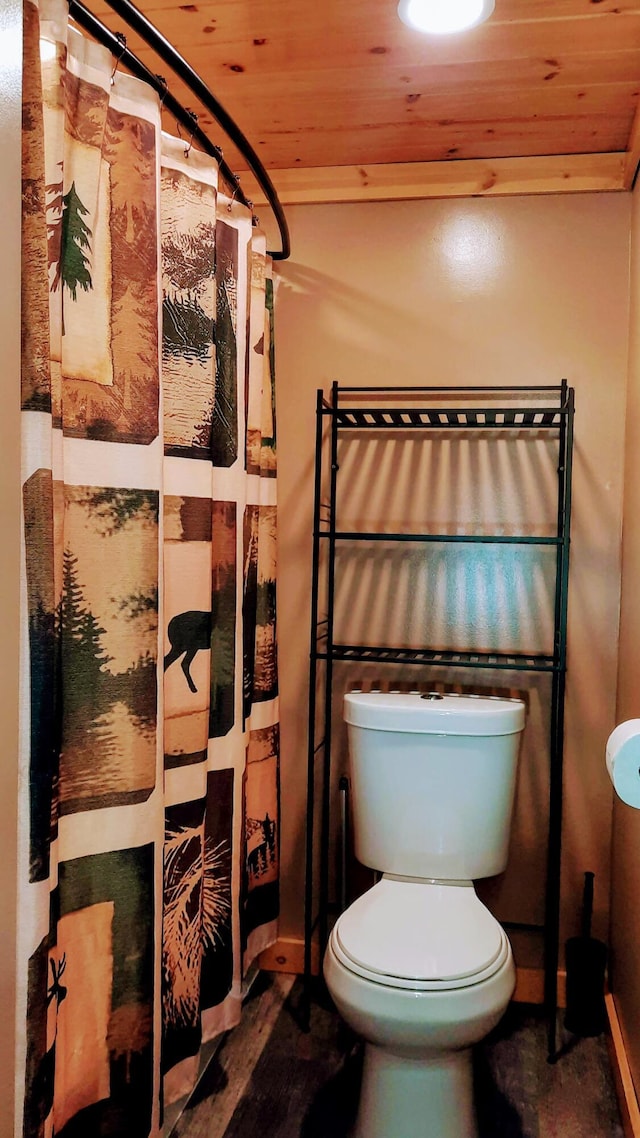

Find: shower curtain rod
68;0;291;260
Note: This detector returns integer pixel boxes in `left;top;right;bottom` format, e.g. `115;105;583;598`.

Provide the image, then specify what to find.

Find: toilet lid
335;878;505;986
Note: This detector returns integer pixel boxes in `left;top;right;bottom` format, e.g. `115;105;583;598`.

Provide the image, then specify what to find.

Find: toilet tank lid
344;691;525;735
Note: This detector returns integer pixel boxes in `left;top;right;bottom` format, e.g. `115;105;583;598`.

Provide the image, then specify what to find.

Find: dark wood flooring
171;973;624;1138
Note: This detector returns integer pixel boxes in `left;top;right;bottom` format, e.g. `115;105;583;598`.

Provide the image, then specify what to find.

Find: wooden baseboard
606;993;640;1138
512;966;567;1008
259;937;566;1007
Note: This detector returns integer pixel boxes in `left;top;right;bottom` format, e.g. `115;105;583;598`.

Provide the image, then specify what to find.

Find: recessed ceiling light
398;0;495;35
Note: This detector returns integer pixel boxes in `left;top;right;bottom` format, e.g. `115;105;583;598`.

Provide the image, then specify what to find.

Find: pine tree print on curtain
160;168;280;1103
46;47;159;439
161;150;217;460
211;213;239;467
22;0;60;888
20;4;163;1135
20;3;280;1131
241;238;280;970
59;488;159;815
160;137;225;1103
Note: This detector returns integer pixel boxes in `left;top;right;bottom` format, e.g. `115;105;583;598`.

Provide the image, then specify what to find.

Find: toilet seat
332;877;510;992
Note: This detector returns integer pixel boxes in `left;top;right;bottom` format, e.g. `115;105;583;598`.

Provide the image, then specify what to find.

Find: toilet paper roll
606;720;640;809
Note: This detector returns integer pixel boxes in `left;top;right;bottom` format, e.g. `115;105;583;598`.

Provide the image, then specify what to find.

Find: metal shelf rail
304;381;575;1059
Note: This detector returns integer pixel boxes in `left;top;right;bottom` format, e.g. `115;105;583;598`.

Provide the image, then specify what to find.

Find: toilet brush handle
339;776;349;913
582;872;594;939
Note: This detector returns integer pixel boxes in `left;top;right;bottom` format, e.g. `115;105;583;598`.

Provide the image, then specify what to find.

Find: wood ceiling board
94;1;640;67
124;37;640;96
90;0;640;181
121;33;639;165
148;72;633;168
204;82;639;123
92;0;640;17
106;17;640;72
247;153;626;206
493;0;640;18
235;125;632;171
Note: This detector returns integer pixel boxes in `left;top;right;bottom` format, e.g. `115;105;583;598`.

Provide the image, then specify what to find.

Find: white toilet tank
344;691;526;880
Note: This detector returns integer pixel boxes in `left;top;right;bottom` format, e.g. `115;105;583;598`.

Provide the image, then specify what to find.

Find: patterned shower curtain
20;0;279;1133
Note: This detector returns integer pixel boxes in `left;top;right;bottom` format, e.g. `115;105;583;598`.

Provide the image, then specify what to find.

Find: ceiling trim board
624;104;640;189
251;153;626;206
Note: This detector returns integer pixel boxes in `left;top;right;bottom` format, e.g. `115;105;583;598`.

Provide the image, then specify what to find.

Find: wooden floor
171;973;624;1138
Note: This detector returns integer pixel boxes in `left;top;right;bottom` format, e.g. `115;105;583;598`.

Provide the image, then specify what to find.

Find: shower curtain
20;0;279;1133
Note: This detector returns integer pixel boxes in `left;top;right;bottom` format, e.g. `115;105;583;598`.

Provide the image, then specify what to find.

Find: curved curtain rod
68;0;291;260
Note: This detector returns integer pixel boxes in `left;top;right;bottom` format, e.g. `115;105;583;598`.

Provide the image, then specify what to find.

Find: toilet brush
564;871;607;1037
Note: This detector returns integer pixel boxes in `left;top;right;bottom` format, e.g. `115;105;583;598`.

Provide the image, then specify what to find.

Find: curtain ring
155;75;169;106
110;32;127;86
228;178;240;212
183;110;198;159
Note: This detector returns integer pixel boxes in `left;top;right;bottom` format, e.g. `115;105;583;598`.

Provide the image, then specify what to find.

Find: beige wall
0;0;23;1134
274;193;630;969
610;176;640;1098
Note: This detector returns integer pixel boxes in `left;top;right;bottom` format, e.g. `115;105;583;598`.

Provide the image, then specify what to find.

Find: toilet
323;690;526;1138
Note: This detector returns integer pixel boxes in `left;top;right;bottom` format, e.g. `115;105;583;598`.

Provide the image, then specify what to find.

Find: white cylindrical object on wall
606;720;640;809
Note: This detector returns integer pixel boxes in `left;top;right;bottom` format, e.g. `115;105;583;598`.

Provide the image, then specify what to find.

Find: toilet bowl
322;691;525;1138
324;877;515;1138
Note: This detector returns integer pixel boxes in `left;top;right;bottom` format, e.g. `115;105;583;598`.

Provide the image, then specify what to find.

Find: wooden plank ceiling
91;0;640;205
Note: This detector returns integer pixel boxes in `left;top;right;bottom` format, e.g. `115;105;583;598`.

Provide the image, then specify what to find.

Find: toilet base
354;1043;477;1138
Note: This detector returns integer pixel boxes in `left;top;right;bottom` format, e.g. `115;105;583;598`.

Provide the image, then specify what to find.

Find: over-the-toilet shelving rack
305;381;575;1059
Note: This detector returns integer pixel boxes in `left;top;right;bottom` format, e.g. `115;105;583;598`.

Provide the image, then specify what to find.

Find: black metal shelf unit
305;381;575;1058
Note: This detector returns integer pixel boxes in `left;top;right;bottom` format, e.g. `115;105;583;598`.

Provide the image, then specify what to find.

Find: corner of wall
608;168;640;1116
